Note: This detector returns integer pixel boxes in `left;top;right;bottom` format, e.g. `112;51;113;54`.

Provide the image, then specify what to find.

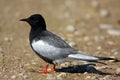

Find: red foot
38;64;55;74
38;71;48;74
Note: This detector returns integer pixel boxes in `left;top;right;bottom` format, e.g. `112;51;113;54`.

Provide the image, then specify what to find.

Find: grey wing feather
40;31;72;48
67;51;99;61
46;48;77;61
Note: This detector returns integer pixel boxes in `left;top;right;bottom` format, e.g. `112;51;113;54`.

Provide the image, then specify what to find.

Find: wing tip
97;57;120;62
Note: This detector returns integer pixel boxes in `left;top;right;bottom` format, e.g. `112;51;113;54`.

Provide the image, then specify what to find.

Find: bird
20;14;118;74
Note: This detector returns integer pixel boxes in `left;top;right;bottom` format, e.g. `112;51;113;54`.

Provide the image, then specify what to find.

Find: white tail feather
68;53;98;60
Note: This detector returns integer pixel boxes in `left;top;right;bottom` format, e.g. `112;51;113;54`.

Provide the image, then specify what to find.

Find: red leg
48;64;55;72
38;64;55;74
45;64;49;72
38;64;49;74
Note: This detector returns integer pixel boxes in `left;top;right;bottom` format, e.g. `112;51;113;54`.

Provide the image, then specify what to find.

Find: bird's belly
31;40;60;60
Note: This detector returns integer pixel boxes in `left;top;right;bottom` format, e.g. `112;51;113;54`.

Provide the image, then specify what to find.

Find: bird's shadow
55;64;120;77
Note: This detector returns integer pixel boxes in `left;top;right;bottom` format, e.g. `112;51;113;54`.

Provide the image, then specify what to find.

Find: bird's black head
20;14;46;31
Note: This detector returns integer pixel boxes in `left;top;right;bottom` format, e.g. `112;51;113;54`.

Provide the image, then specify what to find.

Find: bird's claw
38;68;55;74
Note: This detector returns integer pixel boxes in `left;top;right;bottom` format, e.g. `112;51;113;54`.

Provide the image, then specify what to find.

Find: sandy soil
0;0;120;80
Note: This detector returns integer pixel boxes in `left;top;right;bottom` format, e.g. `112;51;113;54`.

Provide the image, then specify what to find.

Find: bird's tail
67;52;119;64
96;56;119;61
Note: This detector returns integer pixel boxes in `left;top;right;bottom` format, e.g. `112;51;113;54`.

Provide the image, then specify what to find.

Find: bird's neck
29;27;45;43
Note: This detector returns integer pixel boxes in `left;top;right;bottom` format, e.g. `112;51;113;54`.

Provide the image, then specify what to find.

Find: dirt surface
0;0;120;80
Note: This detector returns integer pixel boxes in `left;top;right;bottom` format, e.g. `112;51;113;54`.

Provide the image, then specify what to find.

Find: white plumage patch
31;40;58;57
68;53;98;60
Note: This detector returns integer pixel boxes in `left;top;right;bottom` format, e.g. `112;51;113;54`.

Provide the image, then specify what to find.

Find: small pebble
4;37;13;42
85;76;91;79
84;72;88;74
46;74;56;80
95;66;109;69
83;36;90;41
66;25;76;32
4;37;9;41
107;41;114;45
97;46;102;50
23;75;28;79
74;31;79;36
99;78;106;80
116;68;120;73
11;75;16;79
100;9;109;17
57;73;67;80
99;24;112;29
91;0;99;8
107;29;120;36
31;60;36;65
18;73;23;76
60;62;69;67
99;75;110;80
113;52;119;55
90;76;97;79
74;77;79;80
108;59;116;63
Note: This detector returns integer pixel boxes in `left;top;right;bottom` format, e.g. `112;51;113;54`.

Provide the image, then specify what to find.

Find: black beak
20;18;28;22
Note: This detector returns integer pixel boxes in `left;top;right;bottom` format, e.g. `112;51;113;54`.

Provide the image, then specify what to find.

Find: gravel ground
0;0;120;80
